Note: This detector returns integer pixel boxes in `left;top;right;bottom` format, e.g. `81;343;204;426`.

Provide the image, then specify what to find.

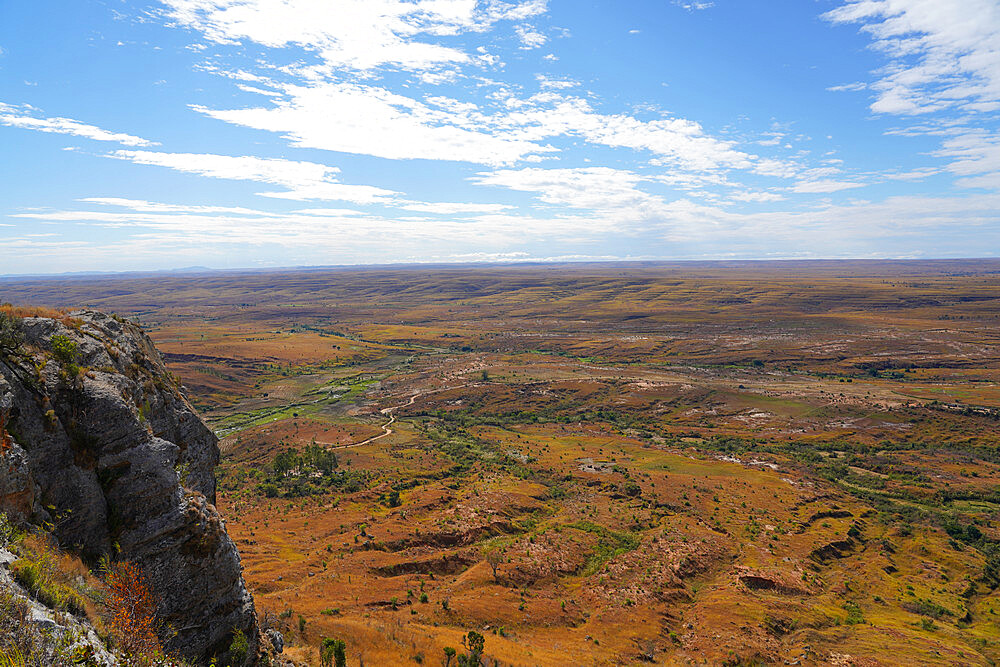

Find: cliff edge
0;309;258;663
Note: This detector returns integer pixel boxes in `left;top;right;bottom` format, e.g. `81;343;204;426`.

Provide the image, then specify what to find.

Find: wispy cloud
824;0;1000;115
672;1;714;11
78;197;273;215
0;102;157;146
191;82;553;166
790;179;866;194
109;150;397;203
398;201;515;214
827;82;867;93
160;0;547;72
473;166;659;211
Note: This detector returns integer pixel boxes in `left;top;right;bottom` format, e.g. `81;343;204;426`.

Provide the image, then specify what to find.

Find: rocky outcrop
0;310;258;663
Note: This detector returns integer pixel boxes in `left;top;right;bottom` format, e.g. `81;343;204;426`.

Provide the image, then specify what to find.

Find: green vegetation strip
565;520;640;576
211;376;380;437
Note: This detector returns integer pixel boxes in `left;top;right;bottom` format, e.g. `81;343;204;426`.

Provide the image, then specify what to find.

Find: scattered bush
456;630;485;667
104;560;161;660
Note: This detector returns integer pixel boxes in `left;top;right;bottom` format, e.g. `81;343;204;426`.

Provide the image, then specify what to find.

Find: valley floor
7;260;1000;665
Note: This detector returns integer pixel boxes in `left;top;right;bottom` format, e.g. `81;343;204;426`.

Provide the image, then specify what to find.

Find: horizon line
4;256;1000;281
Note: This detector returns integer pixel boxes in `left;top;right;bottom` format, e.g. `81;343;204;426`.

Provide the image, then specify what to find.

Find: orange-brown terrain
5;259;1000;665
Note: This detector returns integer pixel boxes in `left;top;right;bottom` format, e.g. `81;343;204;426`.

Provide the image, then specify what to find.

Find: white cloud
790;179;866;194
110;150;398;203
160;3;811;188
729;190;785;203
160;0;547;72
398;201;514;214
79;197;271;215
0;102;156;146
756;131;784;146
193;82;553;166
932;130;1000;190
472;166;660;211
535;74;577;89
881;167;939;181
10;187;1000;273
515;25;547;49
499;93;759;173
827;82;867;92
291;208;369;216
825;0;1000;115
673;1;714;11
9;201;602;250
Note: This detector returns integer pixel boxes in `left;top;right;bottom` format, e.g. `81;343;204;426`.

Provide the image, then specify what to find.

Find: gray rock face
266;628;284;654
0;311;258;663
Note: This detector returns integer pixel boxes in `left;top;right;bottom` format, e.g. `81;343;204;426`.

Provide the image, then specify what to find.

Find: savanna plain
6;259;1000;666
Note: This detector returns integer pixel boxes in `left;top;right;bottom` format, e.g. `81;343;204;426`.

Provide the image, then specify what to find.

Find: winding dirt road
317;361;491;450
321;391;421;450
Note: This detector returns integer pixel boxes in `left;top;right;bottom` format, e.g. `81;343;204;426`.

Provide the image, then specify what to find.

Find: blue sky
2;0;999;274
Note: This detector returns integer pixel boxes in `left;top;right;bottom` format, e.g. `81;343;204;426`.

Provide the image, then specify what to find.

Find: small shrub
843;602;865;625
104;561;161;660
229;628;249;665
49;335;78;366
0;312;24;354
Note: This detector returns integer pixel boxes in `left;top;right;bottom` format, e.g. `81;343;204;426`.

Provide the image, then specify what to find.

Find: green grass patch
10;558;86;616
566;520;640;576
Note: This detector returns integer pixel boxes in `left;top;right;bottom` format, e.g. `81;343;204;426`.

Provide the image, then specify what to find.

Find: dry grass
9;533;100;623
8;261;1000;664
0;304;79;328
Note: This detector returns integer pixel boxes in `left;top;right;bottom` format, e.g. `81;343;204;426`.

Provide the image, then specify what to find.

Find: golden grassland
7;260;1000;664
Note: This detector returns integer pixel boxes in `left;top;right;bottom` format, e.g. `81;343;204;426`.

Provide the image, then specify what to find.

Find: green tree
443;646;456;667
482;547;503;583
273;450;296;477
321;638;346;667
464;630;485;665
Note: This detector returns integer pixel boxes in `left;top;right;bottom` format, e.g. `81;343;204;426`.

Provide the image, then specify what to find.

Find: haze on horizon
2;0;1000;275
